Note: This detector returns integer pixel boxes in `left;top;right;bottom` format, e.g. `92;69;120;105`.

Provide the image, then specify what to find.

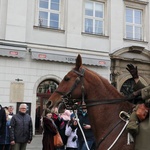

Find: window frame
83;0;107;36
125;7;143;40
34;0;65;30
124;1;148;41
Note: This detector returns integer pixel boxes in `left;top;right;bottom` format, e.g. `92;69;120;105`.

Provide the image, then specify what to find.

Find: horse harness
55;68;133;149
55;68;132;109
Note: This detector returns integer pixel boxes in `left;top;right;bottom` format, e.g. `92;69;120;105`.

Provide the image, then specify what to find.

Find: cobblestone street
27;135;42;150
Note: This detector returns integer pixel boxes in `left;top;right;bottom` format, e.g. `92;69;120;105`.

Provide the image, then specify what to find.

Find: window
125;7;143;40
38;0;61;29
84;1;104;35
37;80;58;94
120;78;135;96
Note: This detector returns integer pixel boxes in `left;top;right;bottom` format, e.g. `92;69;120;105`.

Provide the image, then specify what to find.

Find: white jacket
65;124;78;148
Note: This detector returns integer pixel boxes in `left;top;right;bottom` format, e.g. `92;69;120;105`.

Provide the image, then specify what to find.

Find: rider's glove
126;64;139;79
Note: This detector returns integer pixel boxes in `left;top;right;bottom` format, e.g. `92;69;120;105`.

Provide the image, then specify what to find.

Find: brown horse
47;54;135;150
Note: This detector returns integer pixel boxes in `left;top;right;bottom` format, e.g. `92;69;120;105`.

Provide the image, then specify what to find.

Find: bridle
55;67;131;110
55;68;86;110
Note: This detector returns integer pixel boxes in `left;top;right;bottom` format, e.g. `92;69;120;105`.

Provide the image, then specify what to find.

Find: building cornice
123;0;149;5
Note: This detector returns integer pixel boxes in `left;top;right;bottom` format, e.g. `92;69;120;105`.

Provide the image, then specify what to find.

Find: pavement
27;135;42;150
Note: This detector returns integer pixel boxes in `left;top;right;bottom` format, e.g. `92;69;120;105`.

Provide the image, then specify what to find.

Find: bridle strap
55;68;86;110
64;68;85;97
55;90;66;95
80;69;86;106
65;77;81;96
73;69;85;77
86;97;133;108
55;69;85;97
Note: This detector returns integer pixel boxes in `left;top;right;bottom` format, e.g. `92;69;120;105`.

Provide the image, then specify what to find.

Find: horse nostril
46;101;53;108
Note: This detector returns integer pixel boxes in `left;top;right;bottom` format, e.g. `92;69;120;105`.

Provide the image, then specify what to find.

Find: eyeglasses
20;108;26;109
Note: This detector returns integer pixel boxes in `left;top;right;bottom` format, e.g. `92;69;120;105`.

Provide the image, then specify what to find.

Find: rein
96;120;122;149
55;68;134;109
85;97;132;108
55;96;133;110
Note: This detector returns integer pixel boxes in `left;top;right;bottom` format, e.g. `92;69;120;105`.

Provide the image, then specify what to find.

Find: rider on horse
126;64;150;136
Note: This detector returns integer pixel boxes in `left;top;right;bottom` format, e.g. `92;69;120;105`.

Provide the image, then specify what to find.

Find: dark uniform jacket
10;111;33;143
133;80;150;150
77;111;95;141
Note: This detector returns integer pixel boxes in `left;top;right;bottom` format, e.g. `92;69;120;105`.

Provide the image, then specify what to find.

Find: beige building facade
0;0;149;134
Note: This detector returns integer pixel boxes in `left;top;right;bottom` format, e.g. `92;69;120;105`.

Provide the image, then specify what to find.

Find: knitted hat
70;113;75;119
60;110;71;121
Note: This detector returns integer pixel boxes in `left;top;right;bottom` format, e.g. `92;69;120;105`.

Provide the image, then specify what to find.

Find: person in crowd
52;108;71;150
9;103;33;150
126;64;150;135
8;106;14;116
77;107;95;150
65;113;78;150
0;108;11;150
35;106;41;132
0;105;6;148
42;109;57;150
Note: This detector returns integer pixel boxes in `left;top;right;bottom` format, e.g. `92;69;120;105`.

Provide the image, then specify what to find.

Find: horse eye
64;76;70;81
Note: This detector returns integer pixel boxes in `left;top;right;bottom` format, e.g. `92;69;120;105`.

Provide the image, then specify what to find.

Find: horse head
47;54;85;112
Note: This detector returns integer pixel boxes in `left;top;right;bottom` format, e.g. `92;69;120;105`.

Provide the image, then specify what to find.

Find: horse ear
75;54;82;70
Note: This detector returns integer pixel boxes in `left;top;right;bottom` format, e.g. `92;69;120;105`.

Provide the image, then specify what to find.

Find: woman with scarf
42;109;57;150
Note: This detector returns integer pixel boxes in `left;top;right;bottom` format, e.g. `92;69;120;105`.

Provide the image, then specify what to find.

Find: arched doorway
110;46;150;92
120;78;135;96
35;79;58;134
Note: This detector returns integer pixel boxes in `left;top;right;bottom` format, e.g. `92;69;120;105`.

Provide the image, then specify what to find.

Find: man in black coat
10;103;33;150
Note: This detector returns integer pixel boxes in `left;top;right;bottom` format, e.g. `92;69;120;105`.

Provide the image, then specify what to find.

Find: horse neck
85;72;123;100
83;73;133;148
86;100;132;150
